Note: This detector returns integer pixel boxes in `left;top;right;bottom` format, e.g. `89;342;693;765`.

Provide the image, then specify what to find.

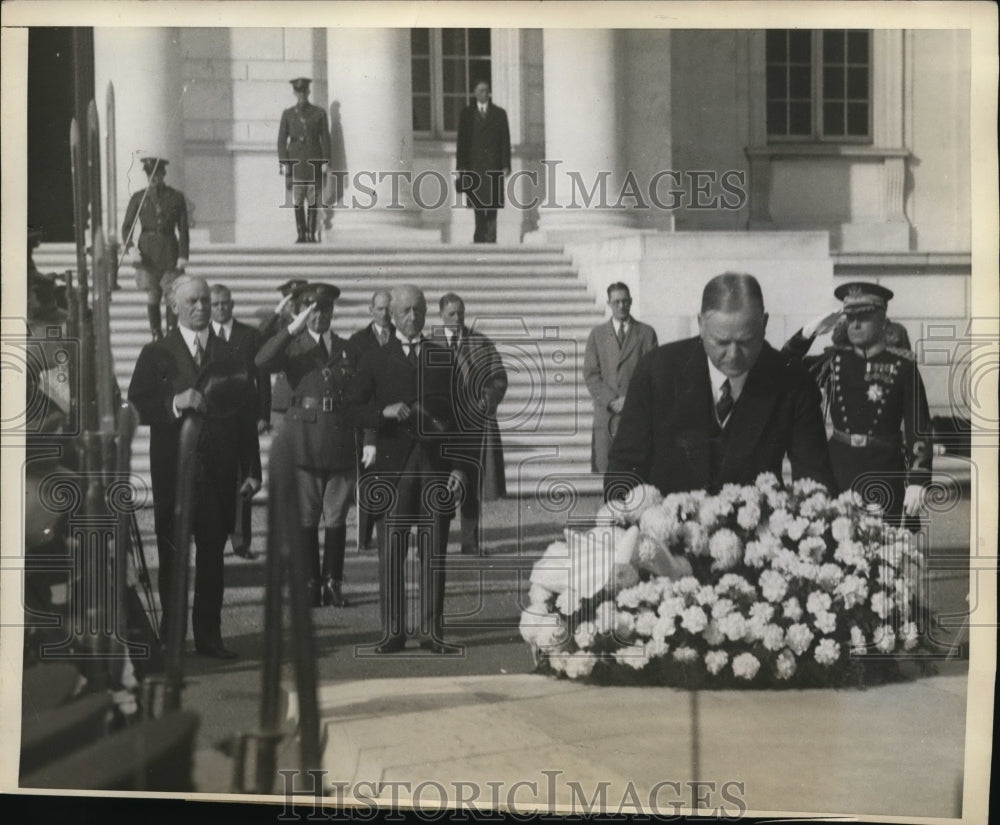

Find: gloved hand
903;484;924;516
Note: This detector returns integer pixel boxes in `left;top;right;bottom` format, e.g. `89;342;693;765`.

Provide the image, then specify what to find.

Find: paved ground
129;474;976;817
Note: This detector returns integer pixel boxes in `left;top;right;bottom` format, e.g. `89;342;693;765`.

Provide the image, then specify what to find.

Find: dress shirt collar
307;328;331;348
372;323;390;340
443;327;462;345
478;102;488;115
396;330;424;350
178;324;209;356
706;357;747;403
613;319;630;336
213;320;233;340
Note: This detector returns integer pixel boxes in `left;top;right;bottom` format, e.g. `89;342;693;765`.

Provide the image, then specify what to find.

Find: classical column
533;29;632;241
94;28;186;230
325;28;433;241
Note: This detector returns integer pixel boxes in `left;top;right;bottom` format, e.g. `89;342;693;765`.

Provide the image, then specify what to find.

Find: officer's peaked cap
834;281;894;313
290;77;312;91
140;157;169;175
278;278;309;296
294;282;341;306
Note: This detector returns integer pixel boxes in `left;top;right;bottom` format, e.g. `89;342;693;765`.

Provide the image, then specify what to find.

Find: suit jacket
606;337;836;496
121;185;189;273
127;328;261;532
255;327;360;472
584;318;659;473
345;338;476;512
448;326;508;500
223;318;271;423
348;322;397;358
456;102;511;210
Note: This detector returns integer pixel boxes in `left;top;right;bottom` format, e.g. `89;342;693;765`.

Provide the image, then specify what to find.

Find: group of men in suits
129;276;508;657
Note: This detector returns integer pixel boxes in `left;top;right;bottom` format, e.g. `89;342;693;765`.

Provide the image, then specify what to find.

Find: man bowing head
606;273;835;497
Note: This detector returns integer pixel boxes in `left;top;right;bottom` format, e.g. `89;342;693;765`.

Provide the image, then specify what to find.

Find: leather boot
306;205;318;242
294;205;307;243
301;527;321;606
321;525;349;607
147;304;163;341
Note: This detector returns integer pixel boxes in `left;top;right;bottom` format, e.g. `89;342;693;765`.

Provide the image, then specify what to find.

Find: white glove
287;302;316;335
361;445;377;468
803;309;843;339
275;293;294;314
903;484;924;516
175;257;188;272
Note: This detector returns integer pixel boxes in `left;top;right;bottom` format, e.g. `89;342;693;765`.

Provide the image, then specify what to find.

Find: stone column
532;29;632;242
325;28;436;242
94;28;186;231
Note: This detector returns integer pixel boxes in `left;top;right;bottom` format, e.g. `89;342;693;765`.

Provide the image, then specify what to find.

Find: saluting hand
803;310;843;339
287;302;317;335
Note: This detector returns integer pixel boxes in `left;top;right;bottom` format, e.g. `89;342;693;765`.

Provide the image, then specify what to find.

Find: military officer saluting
784;282;933;526
255;283;358;606
277;77;330;244
122;157;190;340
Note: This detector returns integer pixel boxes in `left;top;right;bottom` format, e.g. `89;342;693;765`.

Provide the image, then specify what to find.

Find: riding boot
294;205;307;243
321;525;349;607
306;205;318;243
147;304;163;341
301;527;321;606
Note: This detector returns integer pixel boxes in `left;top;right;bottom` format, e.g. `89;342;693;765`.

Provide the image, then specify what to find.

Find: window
412;28;492;136
766;29;871;141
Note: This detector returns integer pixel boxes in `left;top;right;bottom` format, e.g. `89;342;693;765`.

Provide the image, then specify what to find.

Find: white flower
639;506;676;547
762;623;785;651
696;585;718;607
703;620;725;646
594;600;616;635
833;539;867;568
814;610;837;635
732;652;761;680
519;609;555;645
709;528;743;571
555;590;582;616
681;522;710;556
529;541;571;593
817;563;845;591
749;602;775;623
798;536;827;564
806;591;833;616
676;576;701;596
672;645;698;663
634;609;658;638
717;573;756;598
652;615;677;641
657;594;686;623
615;610;636;638
835;574;869;609
564;652;597;679
573;621;597;650
680;605;709;634
614;642;650;670
782;596;803;621
711;598;735;619
736;502;761;531
705;649;729;675
645;637;670;659
873;625;896;653
775;648;797;680
528;584;552;609
746;614;769;642
850;625;867;652
548;652;568;673
785;623;815;656
607;484;663;525
767;509;792;537
786;517;810;542
793;478;828;497
831;516;853;542
759;570;789;603
901;621;920;651
870;590;893;619
807;519;828;537
718;611;749;642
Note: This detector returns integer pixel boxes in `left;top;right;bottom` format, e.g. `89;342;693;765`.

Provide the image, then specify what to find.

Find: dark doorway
28;28;93;242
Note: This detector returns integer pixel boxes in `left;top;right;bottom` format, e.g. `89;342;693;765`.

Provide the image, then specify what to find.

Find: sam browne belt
831;429;899;449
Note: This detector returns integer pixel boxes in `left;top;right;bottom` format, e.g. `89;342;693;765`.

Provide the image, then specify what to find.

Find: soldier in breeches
783;282;933;528
255;283;358;607
277;77;330;244
122;157;190;340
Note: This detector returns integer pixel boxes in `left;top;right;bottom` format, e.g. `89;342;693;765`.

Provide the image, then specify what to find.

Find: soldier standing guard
122;157;190;340
255;283;358;607
277;78;330;244
784;282;933;527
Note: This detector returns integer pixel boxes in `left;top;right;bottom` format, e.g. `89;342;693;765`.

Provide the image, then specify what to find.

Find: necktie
616;323;627;348
218;325;227;343
318;335;329;359
716;379;734;425
407;340;419;367
378;327;388;346
450;334;459;352
193;335;205;368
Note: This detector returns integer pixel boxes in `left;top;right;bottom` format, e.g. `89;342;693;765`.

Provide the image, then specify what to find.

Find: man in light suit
346;285;473;654
606;273;836;498
456;80;511;243
584;283;659;474
128;276;261;658
348;290;395;551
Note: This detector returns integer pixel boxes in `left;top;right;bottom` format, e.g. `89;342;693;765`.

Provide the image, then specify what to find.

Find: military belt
291;395;338;413
831;429;898;449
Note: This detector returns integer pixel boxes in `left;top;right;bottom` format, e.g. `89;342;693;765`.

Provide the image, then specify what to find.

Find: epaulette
887;346;915;361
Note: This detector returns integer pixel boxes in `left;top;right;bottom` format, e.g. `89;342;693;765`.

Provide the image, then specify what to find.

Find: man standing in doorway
584;283;658;474
456;80;511;243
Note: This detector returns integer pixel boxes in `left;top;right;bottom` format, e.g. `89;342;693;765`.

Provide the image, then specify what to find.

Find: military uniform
784;282;933;525
255;283;357;606
277;78;330;242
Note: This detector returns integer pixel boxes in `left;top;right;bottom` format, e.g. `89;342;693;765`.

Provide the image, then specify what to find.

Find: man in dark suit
128;276;261;658
256;283;359;608
277;77;330;243
346;285;471;654
607;273;836;497
584;283;659;474
348;289;395;551
437;292;508;554
121;157;190;340
456;80;511;244
210;284;271;558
